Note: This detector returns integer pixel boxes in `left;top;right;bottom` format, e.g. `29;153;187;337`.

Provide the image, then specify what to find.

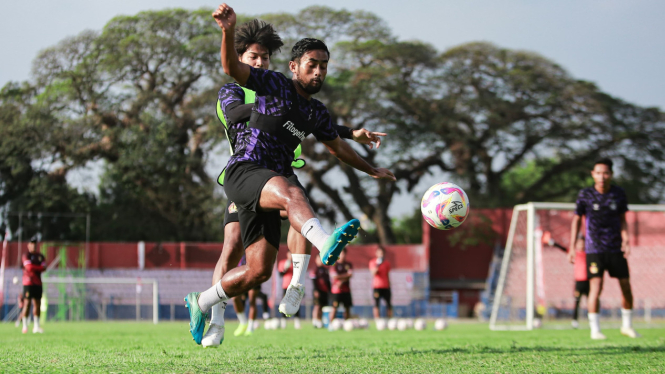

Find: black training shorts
586;252;630;279
332;292;353;309
23;285;43;300
313;289;329;307
223;199;240;227
574;281;589;297
223;162;283;249
373;288;392;308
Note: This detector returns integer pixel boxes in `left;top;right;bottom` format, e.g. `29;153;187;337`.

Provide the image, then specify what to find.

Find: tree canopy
1;7;663;243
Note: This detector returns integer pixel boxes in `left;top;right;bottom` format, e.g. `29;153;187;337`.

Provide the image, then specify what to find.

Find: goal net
42;277;159;324
489;202;665;330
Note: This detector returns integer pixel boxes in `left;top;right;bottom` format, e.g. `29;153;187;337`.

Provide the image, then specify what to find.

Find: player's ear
289;60;298;75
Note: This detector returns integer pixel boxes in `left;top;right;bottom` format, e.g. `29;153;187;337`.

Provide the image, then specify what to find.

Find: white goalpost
42;277;160;324
489;202;665;331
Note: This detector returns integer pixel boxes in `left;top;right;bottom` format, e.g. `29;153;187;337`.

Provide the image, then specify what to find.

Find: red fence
3;242;426;273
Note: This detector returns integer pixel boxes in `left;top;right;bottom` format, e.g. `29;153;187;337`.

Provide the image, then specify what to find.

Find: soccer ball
343;320;355;332
414;318;427;331
330;318;343;331
358;318;369;329
375;318;387;331
397;319;408;331
434;318;448;331
387;318;398;331
12;276;19;285
405;318;414;329
421;182;470;230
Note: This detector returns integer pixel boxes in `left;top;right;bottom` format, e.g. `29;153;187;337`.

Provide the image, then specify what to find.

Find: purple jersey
575;185;628;254
226;67;338;176
218;83;250;153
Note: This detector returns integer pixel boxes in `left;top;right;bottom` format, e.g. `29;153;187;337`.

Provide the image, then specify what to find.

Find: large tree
1;7;663;243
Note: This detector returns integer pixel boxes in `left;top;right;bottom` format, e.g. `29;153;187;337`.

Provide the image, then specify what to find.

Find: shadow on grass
258;344;665;361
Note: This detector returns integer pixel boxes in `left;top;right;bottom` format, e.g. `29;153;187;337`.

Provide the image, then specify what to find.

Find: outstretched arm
568;215;581;263
322;137;395;181
212;4;250;85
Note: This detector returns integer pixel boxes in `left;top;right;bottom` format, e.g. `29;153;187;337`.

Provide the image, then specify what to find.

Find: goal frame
42;277;160;324
489;202;665;331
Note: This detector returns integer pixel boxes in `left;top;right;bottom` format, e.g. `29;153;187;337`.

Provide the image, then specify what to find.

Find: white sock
238;312;247;325
290;254;311;286
588;313;601;334
294;317;301;329
22;317;28;329
34;317;40;329
247;319;255;332
198;281;229;313
301;218;329;250
210;302;226;326
621;309;633;329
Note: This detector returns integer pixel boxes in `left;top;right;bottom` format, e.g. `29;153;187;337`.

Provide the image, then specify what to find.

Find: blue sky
2;0;663;109
2;0;663;216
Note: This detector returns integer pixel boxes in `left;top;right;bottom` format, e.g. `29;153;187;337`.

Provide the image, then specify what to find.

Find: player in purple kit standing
569;158;640;339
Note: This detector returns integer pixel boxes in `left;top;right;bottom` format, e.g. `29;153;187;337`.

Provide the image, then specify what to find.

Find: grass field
1;321;664;373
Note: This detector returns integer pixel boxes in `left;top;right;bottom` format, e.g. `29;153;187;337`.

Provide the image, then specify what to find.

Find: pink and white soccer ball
358;318;369;329
421;182;470;230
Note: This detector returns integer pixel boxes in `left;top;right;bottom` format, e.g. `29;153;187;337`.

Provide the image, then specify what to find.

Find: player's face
339;250;346;262
290;50;328;95
591;164;612;187
376;249;384;259
240;43;270;70
28;242;35;253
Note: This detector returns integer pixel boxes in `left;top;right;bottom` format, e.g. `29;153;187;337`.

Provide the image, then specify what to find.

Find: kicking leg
260;177;359;265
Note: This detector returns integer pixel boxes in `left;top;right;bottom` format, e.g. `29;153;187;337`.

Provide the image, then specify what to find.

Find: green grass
1;321;664;373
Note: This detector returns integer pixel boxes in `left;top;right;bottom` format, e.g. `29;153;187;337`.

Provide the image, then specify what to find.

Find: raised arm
212;4;250;85
321;137;395;181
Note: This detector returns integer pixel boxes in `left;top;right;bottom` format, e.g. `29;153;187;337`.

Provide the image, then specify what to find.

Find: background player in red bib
21;237;46;334
330;248;353;320
369;246;392;319
569;158;639;339
543;232;589;328
310;255;330;328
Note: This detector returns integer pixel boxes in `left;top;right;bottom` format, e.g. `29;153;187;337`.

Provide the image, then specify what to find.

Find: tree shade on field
0;7;663;243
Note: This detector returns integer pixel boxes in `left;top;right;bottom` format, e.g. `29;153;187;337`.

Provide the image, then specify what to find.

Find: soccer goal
489;202;665;331
42;277;160;324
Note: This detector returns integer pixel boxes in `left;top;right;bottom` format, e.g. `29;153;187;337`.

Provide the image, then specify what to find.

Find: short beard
295;75;323;95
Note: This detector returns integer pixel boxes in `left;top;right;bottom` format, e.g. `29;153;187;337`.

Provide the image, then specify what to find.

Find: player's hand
212;3;236;31
567;250;575;264
352;129;387;149
622;241;631;258
370;168;396;181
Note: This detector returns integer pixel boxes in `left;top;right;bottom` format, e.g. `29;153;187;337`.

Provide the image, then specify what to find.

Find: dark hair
235;19;283;57
29;235;38;244
594;158;613;172
376;245;385;252
290;38;330;62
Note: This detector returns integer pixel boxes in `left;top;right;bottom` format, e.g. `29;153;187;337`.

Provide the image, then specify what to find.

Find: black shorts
223;199;239;227
313;289;329;307
373;288;392;308
223;162;283;249
23;285;43;300
223;162;307;249
587;252;630;279
332;292;353;309
574;281;589;297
